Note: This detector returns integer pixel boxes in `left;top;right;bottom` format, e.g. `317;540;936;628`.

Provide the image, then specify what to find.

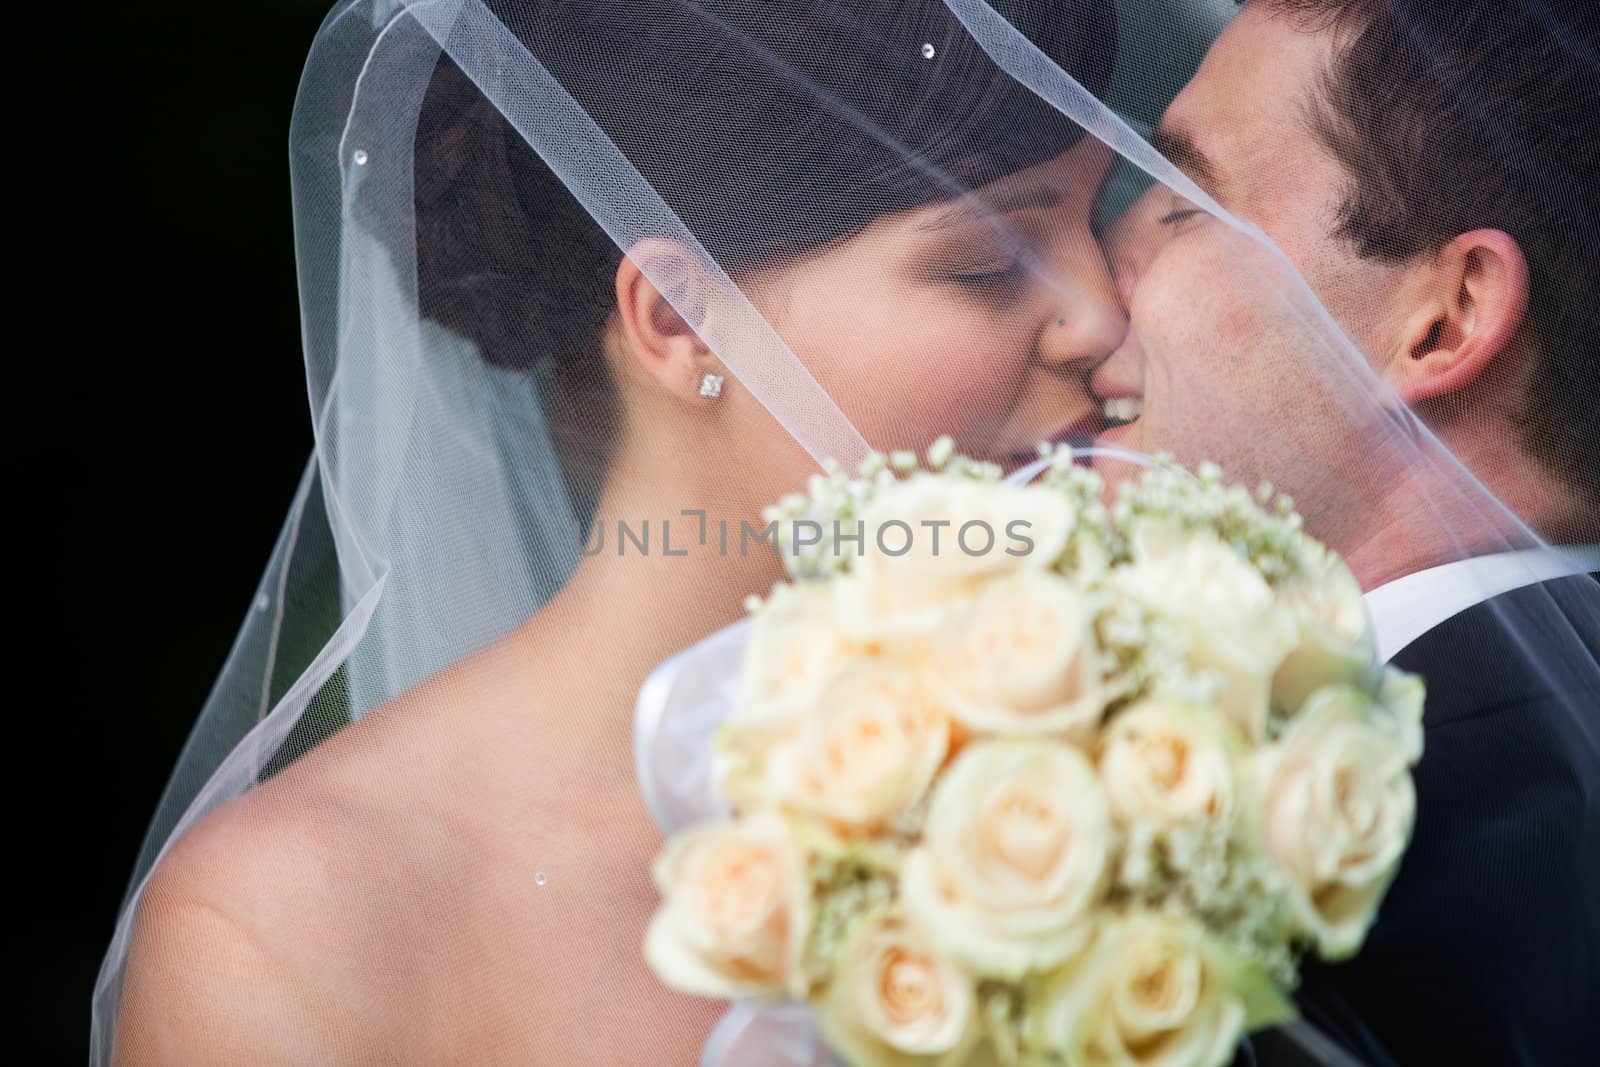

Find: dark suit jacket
1268;572;1600;1066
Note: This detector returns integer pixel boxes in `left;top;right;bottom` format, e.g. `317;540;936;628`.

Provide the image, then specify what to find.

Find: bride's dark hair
413;0;1116;473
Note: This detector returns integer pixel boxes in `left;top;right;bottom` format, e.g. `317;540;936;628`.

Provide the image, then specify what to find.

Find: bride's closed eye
911;237;1034;299
950;254;1027;290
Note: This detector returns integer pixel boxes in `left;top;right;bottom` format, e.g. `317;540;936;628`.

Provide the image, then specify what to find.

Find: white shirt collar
1364;545;1600;662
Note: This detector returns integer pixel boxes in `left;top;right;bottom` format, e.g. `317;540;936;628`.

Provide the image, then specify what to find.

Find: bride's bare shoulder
115;643;543;1064
115;785;370;1063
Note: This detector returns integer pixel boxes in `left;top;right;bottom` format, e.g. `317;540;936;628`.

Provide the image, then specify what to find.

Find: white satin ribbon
701;1002;840;1067
633;616;750;835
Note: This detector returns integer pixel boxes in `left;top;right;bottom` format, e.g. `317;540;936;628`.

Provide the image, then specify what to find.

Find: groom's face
1093;4;1412;503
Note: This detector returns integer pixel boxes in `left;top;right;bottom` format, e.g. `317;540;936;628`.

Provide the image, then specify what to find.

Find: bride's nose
1035;246;1127;370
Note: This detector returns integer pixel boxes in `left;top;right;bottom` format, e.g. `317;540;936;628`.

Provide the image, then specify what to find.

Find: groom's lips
1088;387;1144;449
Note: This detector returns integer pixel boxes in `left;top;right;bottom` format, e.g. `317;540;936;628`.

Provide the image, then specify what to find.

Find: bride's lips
1008;412;1111;467
1046;411;1113;447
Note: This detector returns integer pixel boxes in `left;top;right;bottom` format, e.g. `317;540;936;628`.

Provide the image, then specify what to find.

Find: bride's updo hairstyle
412;0;1117;476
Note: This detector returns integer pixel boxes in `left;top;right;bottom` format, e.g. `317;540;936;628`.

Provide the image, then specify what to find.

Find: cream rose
1271;547;1377;714
1258;685;1416;958
932;570;1110;743
1117;523;1299;740
901;740;1110;979
767;661;949;832
1031;910;1292;1067
837;476;1076;640
721;583;864;810
819;909;982;1067
645;812;809;999
740;581;861;726
1097;700;1248;833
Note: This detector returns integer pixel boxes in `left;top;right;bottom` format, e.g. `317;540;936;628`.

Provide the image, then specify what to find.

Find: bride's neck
508;435;785;706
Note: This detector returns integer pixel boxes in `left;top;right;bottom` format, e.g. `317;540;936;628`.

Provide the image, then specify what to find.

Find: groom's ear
1384;228;1530;405
614;238;720;400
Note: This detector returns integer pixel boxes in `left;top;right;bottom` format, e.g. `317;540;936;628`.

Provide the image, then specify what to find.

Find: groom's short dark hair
1247;0;1597;507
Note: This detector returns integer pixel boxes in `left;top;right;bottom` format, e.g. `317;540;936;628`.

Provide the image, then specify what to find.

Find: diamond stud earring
698;372;725;398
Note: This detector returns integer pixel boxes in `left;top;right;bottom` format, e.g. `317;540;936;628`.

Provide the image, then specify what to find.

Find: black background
29;2;332;1059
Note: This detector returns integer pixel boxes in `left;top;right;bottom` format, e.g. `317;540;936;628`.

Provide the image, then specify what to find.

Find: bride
104;1;1129;1062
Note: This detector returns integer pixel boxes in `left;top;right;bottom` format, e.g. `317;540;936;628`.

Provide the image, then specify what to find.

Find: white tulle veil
95;1;1596;1062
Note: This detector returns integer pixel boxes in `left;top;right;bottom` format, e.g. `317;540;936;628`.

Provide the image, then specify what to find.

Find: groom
1093;1;1598;1064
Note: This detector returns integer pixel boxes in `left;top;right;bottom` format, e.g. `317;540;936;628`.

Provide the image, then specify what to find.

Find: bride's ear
614;238;724;400
1383;228;1530;405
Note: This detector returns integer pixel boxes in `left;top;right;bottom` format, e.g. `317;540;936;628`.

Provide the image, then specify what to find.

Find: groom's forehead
1160;6;1339;204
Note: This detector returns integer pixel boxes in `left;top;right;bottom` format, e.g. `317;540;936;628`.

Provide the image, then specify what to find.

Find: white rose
768;661;950;833
837;477;1076;640
645;812;809;999
1097;700;1248;834
932;570;1111;743
820;909;982;1067
1271;548;1377;714
1031;910;1292;1067
901;740;1110;979
1257;685;1416;958
1118;524;1299;740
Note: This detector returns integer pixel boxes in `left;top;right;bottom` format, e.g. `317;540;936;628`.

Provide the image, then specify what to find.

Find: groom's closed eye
1156;203;1206;233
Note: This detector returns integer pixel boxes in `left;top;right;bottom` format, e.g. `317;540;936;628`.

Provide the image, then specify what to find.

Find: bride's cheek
936;342;1030;446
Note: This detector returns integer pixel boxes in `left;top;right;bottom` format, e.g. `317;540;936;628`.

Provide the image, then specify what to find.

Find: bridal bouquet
645;443;1424;1067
